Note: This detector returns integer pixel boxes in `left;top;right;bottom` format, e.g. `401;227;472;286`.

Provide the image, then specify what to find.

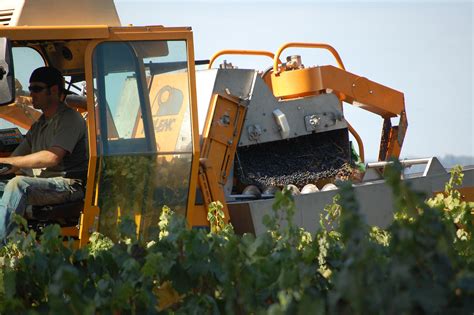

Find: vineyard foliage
0;163;473;314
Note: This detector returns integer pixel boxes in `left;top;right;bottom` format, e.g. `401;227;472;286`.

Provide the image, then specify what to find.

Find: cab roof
0;25;192;41
0;0;120;27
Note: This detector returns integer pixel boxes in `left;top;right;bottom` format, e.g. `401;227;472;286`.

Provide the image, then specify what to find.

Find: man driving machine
0;66;88;240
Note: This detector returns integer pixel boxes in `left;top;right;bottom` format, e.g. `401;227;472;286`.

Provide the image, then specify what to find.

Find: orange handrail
273;42;346;74
346;121;365;163
208;49;278;69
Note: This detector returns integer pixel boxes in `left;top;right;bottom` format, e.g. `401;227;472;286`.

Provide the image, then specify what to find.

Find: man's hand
0;163;13;175
0;146;67;170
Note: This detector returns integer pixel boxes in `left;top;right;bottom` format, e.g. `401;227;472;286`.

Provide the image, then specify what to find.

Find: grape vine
0;163;472;314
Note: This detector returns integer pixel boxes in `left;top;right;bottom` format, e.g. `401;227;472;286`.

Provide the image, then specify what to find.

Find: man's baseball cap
29;66;64;89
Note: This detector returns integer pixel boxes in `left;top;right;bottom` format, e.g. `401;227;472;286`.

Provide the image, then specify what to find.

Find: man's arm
0;146;67;170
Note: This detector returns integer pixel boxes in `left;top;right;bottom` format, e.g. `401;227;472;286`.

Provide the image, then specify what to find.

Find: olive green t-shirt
12;103;88;181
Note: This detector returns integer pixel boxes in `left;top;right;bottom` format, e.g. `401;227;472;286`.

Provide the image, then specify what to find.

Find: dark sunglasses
28;85;49;93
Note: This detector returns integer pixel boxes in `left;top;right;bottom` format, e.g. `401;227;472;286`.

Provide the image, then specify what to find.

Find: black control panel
0;128;23;153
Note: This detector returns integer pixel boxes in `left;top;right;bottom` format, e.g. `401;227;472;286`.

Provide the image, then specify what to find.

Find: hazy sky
115;0;473;162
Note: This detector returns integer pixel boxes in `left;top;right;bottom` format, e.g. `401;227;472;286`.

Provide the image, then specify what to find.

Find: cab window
0;47;44;155
13;47;45;97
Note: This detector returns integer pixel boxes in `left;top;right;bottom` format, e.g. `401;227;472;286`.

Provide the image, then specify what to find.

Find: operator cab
0;22;201;244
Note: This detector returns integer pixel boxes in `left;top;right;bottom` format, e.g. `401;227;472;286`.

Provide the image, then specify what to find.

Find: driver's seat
27;200;83;238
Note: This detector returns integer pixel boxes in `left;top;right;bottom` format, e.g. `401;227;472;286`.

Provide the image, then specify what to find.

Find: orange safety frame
269;42;407;162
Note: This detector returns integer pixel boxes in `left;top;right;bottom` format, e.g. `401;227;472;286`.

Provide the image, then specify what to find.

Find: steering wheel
0;163;12;174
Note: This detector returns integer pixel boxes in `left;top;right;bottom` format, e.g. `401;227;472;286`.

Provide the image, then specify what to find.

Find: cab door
80;28;200;243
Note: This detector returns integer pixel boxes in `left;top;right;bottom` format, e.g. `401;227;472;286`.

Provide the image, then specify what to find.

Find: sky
114;0;473;162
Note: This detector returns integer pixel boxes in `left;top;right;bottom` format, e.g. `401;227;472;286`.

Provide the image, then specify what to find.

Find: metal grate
0;9;14;26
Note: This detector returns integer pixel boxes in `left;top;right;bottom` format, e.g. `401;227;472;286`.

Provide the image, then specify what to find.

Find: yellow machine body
0;1;471;247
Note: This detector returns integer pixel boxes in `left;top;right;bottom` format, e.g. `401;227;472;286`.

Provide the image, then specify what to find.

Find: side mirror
0;38;15;106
